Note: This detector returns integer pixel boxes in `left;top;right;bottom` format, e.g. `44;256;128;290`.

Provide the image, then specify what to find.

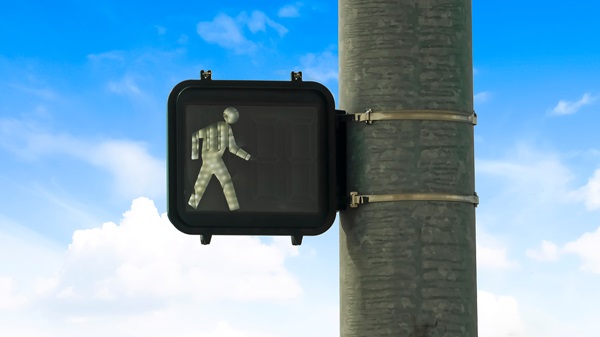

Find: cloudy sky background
1;1;600;336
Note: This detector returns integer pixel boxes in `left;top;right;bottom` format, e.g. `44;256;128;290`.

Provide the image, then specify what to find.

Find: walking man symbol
188;107;251;211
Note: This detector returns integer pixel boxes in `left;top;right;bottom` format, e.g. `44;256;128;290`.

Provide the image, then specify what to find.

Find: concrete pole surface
339;0;477;336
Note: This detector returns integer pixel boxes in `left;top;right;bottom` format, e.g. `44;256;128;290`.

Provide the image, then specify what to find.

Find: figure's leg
188;164;212;209
214;162;239;211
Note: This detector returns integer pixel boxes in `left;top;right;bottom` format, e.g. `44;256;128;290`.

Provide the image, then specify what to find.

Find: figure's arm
227;125;251;160
191;129;205;160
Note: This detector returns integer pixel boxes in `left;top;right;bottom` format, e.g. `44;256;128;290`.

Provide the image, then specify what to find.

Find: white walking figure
188;107;251;210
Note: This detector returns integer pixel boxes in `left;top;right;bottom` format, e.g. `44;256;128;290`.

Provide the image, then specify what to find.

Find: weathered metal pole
339;0;477;336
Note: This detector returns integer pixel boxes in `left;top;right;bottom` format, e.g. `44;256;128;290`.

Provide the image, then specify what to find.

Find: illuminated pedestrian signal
188;106;251;211
167;74;338;242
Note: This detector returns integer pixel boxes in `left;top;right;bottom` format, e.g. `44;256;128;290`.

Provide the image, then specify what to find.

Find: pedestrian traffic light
167;72;338;243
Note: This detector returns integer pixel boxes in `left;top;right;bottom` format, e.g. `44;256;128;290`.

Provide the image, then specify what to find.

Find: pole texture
339;0;477;336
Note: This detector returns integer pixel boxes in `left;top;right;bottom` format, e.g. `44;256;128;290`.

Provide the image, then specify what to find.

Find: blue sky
1;1;600;336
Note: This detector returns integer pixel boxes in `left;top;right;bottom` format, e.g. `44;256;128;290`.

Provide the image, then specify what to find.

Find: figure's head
223;107;239;124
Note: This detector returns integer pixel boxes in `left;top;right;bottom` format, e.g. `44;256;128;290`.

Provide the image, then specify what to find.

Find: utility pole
339;0;477;336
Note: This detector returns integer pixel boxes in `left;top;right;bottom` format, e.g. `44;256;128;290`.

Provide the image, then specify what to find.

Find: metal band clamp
350;109;477;125
349;191;479;208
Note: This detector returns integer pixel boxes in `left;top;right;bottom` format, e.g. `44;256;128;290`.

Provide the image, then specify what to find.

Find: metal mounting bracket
345;108;477;125
200;70;212;80
349;191;479;208
291;71;303;81
200;234;212;245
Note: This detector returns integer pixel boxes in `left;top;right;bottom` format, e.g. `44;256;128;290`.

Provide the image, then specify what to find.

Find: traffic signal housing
167;76;338;242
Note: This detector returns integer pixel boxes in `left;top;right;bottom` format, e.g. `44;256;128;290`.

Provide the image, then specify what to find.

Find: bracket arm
349;191;479;208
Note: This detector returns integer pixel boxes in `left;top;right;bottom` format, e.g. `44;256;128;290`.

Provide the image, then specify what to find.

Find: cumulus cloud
572;168;600;210
197;11;287;54
198;13;257;54
205;321;247;337
563;226;600;274
476;225;519;270
525;240;559;262
0;277;28;310
477;244;519;270
478;290;525;337
0;197;302;336
49;198;301;307
551;93;596;115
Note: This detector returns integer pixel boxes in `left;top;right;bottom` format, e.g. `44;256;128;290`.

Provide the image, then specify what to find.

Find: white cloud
87;140;165;200
278;3;302;18
563;225;600;274
197;11;287;54
298;50;338;83
525;240;559;262
476;224;519;270
0;119;165;200
0;197;304;336
477;244;519;270
572;168;600;210
478;290;525;337
477;145;574;204
198;13;257;54
243;11;288;36
0;277;28;310
0;216;64;313
205;321;246;337
551;93;596;115
474;145;600;336
56;197;301;305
